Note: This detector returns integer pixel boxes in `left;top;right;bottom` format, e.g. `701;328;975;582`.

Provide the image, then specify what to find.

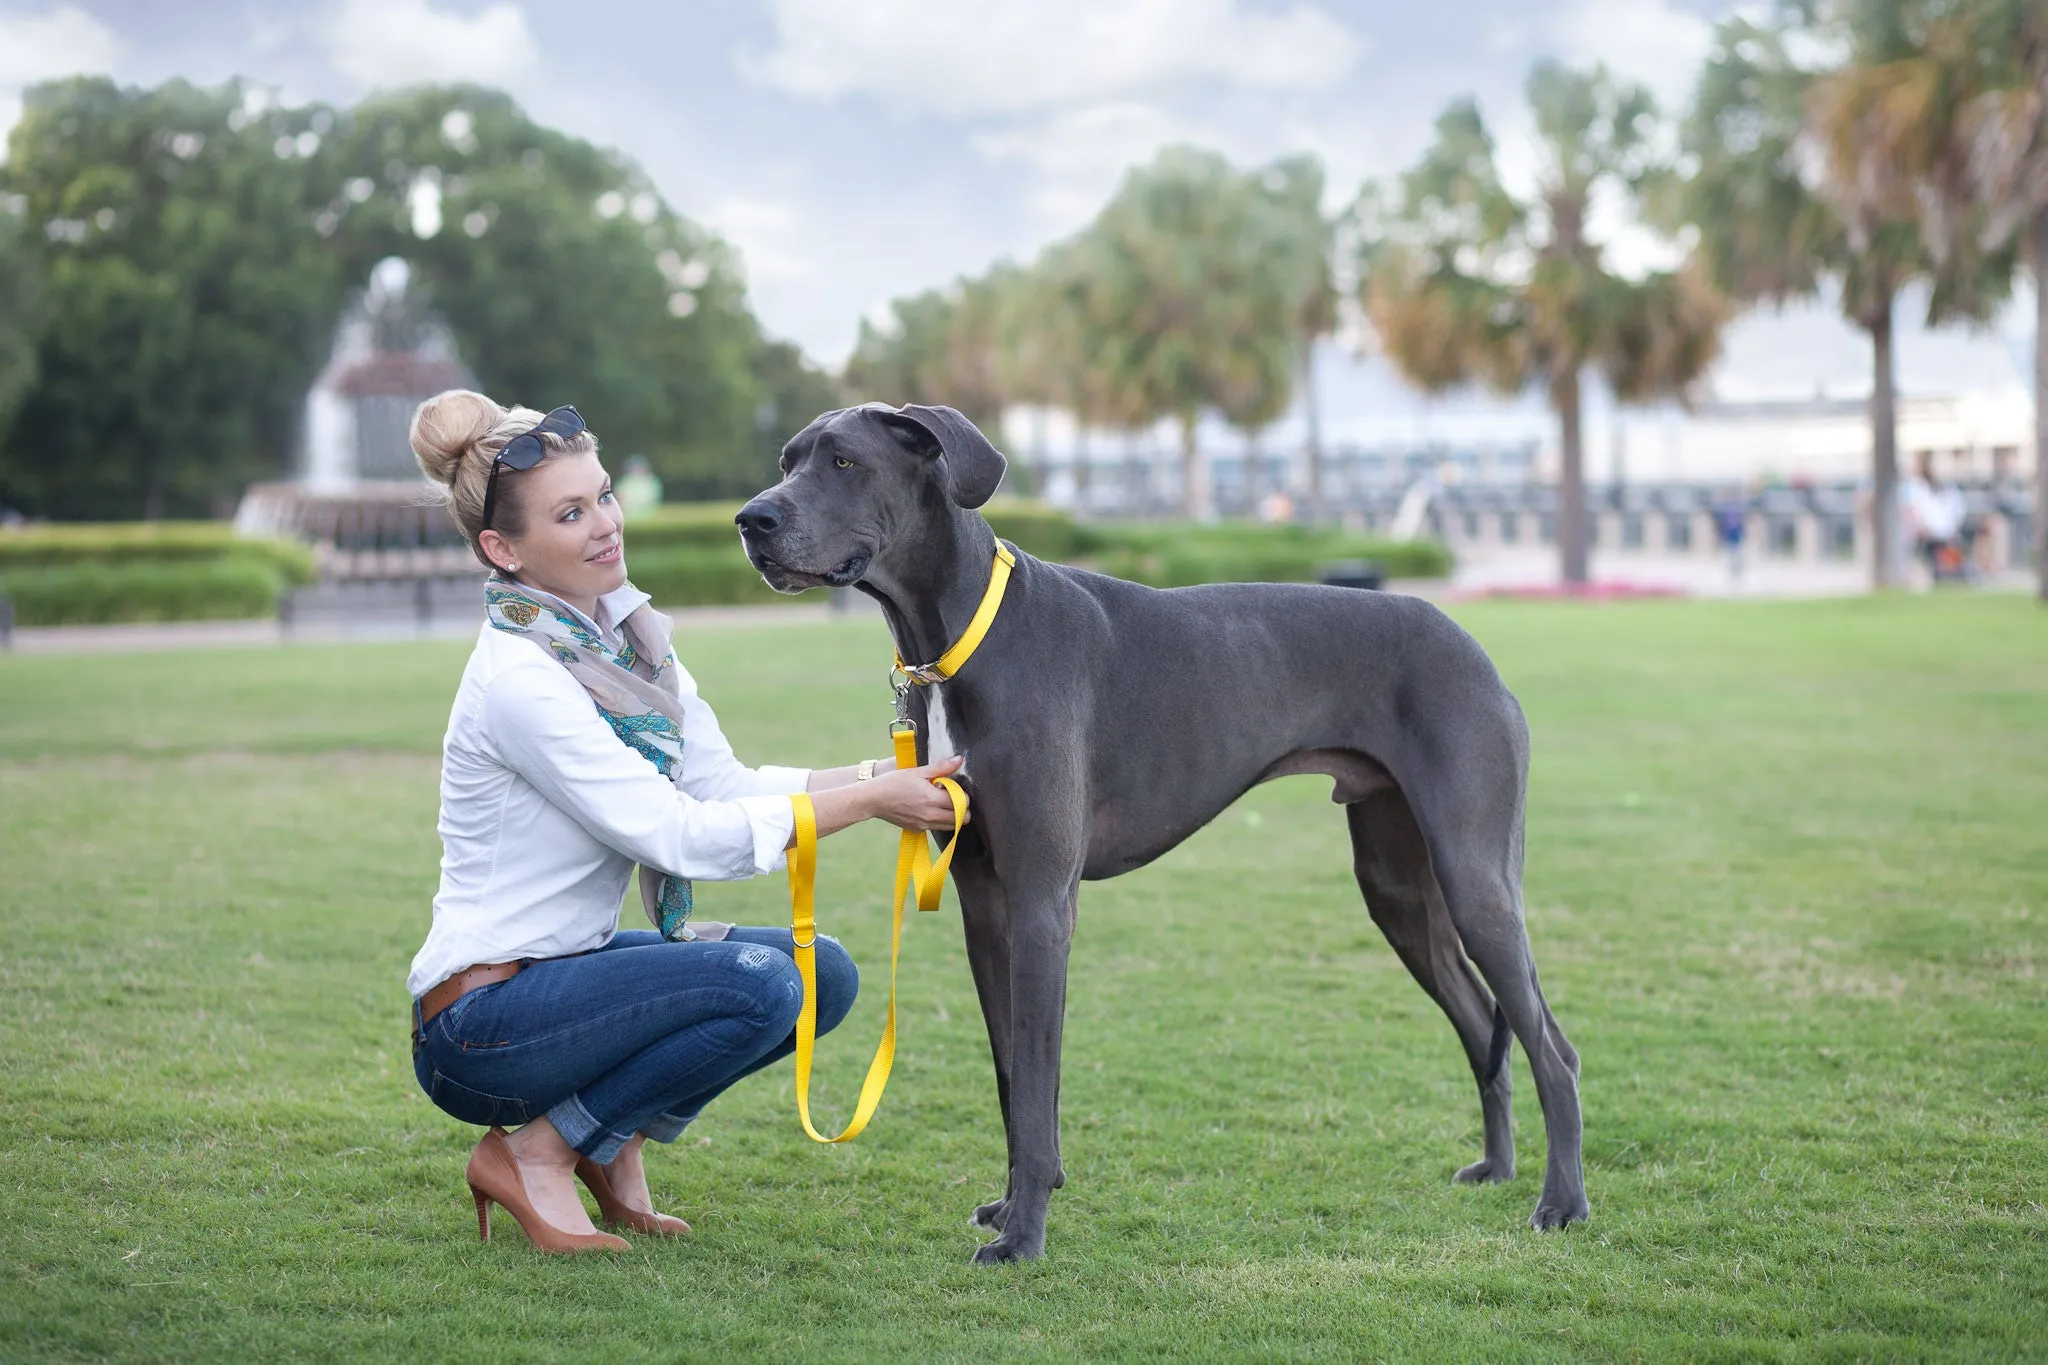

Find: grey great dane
735;402;1587;1263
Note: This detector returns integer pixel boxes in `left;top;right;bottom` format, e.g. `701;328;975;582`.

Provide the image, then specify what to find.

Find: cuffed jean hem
544;1092;633;1164
642;1112;692;1144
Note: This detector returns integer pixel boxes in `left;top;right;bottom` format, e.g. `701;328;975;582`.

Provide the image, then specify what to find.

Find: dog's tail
1483;1002;1512;1086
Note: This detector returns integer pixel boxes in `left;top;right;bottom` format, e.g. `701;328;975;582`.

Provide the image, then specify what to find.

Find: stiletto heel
462;1127;630;1254
576;1156;692;1237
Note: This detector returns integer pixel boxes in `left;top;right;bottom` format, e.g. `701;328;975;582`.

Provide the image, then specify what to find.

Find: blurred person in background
1713;487;1748;587
1901;451;1972;583
616;454;663;518
403;390;967;1253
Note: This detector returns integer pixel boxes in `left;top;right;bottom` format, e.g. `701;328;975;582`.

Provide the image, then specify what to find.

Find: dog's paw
1528;1196;1589;1230
969;1198;1009;1233
1454;1157;1515;1184
971;1233;1041;1265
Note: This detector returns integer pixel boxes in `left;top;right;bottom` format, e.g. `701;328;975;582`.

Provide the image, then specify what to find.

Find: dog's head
734;403;1007;593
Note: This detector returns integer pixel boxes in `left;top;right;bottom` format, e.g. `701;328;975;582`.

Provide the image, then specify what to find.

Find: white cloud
974;102;1200;231
1551;0;1714;109
746;0;1362;118
700;194;818;288
326;0;538;91
0;6;121;156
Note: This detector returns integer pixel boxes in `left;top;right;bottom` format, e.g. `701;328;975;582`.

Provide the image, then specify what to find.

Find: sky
0;0;2034;421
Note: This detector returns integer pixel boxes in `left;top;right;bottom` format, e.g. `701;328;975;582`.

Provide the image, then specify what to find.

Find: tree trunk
1869;290;1903;591
1180;414;1211;521
2034;205;2047;603
1555;369;1589;585
1301;340;1324;522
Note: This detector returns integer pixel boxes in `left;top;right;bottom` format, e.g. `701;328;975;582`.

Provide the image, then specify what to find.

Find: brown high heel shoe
465;1127;630;1254
576;1156;692;1237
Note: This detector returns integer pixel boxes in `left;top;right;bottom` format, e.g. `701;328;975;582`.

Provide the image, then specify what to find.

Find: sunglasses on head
480;405;585;534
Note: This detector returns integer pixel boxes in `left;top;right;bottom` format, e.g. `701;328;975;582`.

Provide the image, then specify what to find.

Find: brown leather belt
416;960;524;1028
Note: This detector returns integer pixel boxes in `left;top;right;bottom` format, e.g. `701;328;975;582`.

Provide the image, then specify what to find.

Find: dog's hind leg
952;855;1017;1233
1409;777;1588;1230
1346;791;1516;1183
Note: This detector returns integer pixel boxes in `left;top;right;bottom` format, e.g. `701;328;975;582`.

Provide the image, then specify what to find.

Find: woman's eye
834;457;854;470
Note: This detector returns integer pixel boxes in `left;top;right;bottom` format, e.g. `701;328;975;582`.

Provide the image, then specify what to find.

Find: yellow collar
892;541;1016;685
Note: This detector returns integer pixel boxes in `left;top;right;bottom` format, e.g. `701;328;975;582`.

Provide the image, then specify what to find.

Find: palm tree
844;275;1009;434
1361;63;1727;585
1929;0;2048;598
1259;155;1340;519
1066;147;1307;520
1676;6;2010;589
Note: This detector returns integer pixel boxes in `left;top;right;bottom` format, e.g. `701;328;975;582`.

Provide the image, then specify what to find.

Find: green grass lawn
2;594;2044;1361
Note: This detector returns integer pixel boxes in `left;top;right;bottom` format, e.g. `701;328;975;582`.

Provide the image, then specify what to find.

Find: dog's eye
834;457;854;470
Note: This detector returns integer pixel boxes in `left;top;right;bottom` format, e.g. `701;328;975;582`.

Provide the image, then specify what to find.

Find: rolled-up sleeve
483;659;793;879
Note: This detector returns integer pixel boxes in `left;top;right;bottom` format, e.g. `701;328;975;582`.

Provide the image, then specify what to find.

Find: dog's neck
858;511;1000;670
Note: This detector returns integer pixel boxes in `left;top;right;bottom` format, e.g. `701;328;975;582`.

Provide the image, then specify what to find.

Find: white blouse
406;583;807;998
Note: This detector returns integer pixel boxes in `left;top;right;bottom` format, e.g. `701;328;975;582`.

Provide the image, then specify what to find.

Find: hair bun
410;389;505;487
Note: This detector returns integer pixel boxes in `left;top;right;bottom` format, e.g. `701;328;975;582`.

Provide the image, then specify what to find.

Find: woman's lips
586;542;622;565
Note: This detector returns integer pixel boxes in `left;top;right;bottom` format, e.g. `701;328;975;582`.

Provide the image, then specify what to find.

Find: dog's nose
735;499;783;536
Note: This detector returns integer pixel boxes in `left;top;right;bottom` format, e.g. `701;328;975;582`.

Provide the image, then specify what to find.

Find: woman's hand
794;754;970;847
865;755;969;833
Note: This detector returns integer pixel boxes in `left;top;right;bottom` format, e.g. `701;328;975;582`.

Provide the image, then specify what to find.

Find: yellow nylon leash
785;543;1008;1143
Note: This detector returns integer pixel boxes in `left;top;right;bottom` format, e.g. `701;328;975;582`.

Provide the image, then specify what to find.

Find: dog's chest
925;686;962;772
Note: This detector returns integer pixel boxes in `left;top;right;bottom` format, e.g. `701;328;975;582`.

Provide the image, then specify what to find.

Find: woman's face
479;451;628;606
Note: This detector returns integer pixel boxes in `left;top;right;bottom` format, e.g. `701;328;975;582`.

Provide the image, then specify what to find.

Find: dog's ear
878;404;1008;509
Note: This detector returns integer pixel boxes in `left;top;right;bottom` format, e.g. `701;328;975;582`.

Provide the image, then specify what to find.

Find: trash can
1318;559;1384;591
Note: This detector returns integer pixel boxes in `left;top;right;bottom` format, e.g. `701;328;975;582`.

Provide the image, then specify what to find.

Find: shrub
0;559;287;626
0;523;316;585
622;545;790;608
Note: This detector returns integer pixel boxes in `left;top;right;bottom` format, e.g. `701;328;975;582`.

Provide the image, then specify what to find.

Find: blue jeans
411;927;858;1163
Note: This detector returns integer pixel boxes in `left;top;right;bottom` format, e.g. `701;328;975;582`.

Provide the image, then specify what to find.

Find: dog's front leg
971;871;1078;1264
951;855;1016;1233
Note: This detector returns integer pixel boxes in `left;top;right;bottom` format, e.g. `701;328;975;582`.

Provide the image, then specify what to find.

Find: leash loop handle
787;728;966;1144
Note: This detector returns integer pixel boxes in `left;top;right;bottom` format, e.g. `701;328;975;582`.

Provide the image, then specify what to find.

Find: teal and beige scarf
484;572;725;942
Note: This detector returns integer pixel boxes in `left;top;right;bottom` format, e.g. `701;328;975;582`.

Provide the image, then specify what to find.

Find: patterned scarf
483;572;710;941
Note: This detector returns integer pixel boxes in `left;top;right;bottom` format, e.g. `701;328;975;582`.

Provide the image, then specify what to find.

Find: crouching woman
404;390;965;1253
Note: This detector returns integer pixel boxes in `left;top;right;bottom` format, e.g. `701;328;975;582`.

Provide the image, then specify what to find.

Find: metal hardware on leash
890;666;917;736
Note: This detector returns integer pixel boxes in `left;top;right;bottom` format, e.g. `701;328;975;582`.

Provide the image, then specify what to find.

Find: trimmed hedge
0;523;316;584
0;559;288;626
619;546;788;609
0;508;1450;623
619;500;1447;594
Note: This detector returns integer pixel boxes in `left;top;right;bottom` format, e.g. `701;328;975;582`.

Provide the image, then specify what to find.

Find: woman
406;390;966;1254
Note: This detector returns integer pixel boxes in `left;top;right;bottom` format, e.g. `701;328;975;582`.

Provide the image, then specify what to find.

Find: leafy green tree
0;77;346;519
1675;6;2010;588
321;86;765;498
1363;64;1726;583
0;197;43;462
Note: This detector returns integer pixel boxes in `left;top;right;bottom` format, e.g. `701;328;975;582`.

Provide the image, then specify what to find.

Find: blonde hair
410;390;600;569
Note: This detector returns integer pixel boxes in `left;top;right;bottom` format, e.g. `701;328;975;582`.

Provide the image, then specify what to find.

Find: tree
1066;147;1309;519
1907;0;2048;599
843;272;1009;434
322;86;766;498
0;197;43;466
1675;6;2009;589
0;77;347;519
1362;64;1727;584
1260;155;1339;518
